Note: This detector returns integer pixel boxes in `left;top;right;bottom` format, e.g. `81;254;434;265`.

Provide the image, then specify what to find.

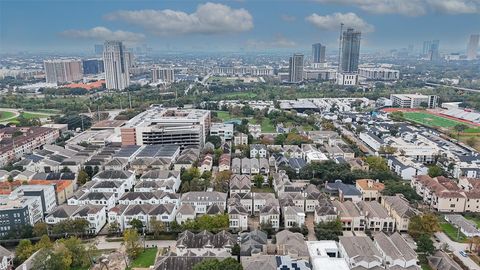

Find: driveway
434;232;479;270
305;214;316;241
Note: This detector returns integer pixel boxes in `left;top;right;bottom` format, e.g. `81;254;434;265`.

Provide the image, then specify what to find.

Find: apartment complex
44;59;83;84
121;107;211;148
152;68;175;83
390;94;439;108
0;127;60;167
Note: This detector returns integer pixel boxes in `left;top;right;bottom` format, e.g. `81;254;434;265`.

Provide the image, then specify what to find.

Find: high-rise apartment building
152;68;175;83
103;41;130;90
339;28;361;73
82;59;104;75
289;53;304;83
423;40;440;61
312;43;326;63
467;34;479;60
44;59;83;84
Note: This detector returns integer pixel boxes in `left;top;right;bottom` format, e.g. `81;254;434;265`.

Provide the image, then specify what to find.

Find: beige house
355;179;385;201
382;195;419;232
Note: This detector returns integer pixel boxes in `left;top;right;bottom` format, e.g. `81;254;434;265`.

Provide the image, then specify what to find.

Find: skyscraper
103;41;130;90
467;34;479;60
339;28;361;73
423;40;440;61
312;43;326;63
44;59;83;84
289;53;304;83
82;59;104;75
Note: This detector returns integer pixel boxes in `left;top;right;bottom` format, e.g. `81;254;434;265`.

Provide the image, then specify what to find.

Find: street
434;232;479;270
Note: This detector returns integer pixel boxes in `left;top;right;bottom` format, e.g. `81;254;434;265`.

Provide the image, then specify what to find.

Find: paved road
334;123;375;156
434;232;478;270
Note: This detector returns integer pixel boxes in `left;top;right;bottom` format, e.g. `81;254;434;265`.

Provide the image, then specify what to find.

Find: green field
465;216;480;227
440;222;467;242
403;112;480;133
214;111;275;133
21;112;52;119
127;248;158;269
0;111;15;121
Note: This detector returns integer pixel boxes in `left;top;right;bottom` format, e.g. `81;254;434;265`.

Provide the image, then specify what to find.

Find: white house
180;191;227;214
250;144;267;158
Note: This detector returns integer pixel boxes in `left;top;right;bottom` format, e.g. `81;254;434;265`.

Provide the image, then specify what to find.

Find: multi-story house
250;144;267;158
180;191;227;214
382;195;419;232
357;201;395;232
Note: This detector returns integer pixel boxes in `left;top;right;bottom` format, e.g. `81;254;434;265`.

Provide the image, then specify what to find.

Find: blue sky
1;0;479;54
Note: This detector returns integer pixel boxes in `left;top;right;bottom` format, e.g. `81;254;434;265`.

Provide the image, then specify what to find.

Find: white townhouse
283;206;306;228
69;192;117;210
137;170;181;193
250;144;268;158
180;191;227;214
118;191;180;206
108;203;177;232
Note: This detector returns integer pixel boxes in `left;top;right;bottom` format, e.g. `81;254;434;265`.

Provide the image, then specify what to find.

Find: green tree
315;220;343;241
193;258;243;270
453;124;468;139
123;229;141;259
107;221;121;236
206;135;222;148
129;218;144;232
15;239;35;264
416;234;435;264
365;156;389;172
33;222;48;237
150;218;165;239
57;236;90;268
274;134;287;145
253;174;264;188
408;213;439;240
428;165;444;177
32;245;72;270
382;181;422;202
35;234;53;250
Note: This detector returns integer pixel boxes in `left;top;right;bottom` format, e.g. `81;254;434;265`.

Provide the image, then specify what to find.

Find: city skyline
1;0;480;54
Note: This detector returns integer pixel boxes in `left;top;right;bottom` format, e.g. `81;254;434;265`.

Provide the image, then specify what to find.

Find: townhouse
357;201;396;232
332;200;365;231
108;203;177;231
355;179;385;201
339;236;383;269
373;232;420;269
136;170;181;193
382;195;419;231
180;191;227;214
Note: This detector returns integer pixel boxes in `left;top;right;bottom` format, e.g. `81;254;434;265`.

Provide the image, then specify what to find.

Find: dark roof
95;170;132;179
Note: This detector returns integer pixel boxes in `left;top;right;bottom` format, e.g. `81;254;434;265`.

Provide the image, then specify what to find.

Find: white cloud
427;0;480;14
60;26;145;42
313;0;480;15
280;14;297;22
246;35;297;49
306;12;374;33
104;2;253;36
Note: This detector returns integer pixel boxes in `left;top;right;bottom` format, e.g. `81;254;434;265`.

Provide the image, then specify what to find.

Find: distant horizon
1;0;479;54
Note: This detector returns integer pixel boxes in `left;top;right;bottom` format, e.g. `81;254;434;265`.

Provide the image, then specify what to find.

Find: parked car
459;251;468;257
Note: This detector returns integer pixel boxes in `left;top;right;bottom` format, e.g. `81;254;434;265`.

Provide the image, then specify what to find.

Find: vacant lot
403;112;480;133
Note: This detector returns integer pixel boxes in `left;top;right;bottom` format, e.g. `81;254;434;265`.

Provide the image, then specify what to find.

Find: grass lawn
465;216;480;228
214;111;238;122
21;112;52;119
440;222;468;242
127;248;158;270
214;92;258;100
403;112;480;133
421;264;433;270
0;111;15;121
251;186;275;193
252;118;275;133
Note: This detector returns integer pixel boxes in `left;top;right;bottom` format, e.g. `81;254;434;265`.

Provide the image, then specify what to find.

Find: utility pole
128;91;132;109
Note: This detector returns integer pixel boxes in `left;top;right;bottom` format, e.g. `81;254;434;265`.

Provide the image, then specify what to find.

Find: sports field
403;112;480;133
